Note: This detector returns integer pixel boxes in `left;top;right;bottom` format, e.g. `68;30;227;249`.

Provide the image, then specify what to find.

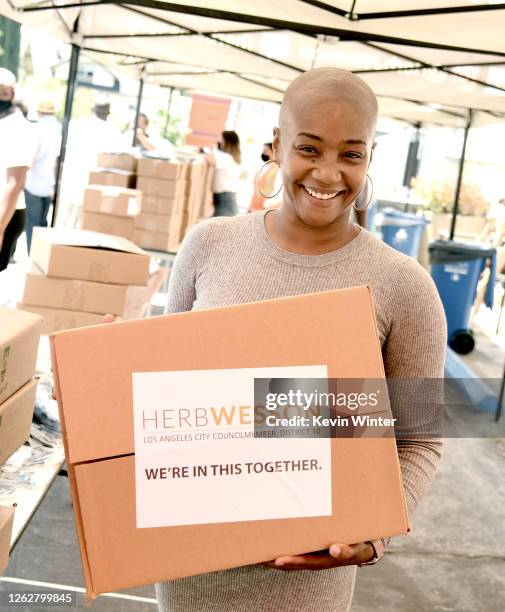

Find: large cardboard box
133;229;171;252
97;153;137;173
89;169;135;189
0;308;41;405
81;211;136;241
22;264;166;317
137;158;181;181
51;287;409;597
83;186;141;218
0;506;14;575
0;379;37;466
30;228;150;286
136;177;185;199
141;195;182;216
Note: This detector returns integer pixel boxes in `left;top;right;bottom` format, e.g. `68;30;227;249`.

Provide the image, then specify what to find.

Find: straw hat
37;96;57;114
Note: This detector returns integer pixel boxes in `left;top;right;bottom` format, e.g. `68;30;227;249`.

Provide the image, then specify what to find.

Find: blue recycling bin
375;208;428;258
429;240;496;354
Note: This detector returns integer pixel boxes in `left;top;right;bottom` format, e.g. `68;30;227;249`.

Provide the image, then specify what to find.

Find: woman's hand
264;542;374;571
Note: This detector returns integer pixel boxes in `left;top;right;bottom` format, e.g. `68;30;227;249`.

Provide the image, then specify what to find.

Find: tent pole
132;76;144;147
449;110;473;241
163;86;174;140
51;40;80;227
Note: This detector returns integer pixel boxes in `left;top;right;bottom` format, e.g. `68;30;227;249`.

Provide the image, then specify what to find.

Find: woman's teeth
303;186;339;200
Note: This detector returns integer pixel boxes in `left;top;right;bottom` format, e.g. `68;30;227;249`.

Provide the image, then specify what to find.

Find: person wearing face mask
0;69;35;271
249;142;282;213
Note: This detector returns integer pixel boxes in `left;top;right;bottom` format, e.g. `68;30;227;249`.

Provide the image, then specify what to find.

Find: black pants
0;209;26;272
213;192;237;217
24;190;52;252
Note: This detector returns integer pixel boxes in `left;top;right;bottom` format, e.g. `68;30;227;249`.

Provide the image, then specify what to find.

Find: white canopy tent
2;0;505;228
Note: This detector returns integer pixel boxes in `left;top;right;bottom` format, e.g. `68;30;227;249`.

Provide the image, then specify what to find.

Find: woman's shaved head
279;68;378;137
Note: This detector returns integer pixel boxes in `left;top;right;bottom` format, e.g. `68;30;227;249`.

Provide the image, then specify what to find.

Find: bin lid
376;207;429;227
429;240;496;264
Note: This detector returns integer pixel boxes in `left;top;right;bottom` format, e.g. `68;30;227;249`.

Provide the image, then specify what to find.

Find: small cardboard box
0;308;42;405
51;287;409;597
81;211;136;241
134;212;173;234
83;186;141;218
140;195;182;216
30;228;150;286
137;158;181;181
22;264;166;317
97;153;138;173
136;177;185;199
0;379;37;466
0;506;14;575
133;229;172;252
89;169;136;189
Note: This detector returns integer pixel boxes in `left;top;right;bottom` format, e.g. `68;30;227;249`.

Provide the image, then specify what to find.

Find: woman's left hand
264;542;374;571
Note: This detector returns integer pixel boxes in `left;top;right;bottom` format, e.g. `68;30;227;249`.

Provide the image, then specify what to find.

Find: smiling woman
158;68;447;612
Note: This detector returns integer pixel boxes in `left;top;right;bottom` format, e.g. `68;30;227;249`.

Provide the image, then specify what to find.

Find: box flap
31;228;148;256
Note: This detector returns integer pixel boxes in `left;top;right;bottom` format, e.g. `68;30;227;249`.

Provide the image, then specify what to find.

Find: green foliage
0;16;21;76
411;177;490;217
157;107;183;146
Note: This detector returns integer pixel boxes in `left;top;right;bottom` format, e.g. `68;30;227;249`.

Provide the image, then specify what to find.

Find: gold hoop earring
257;159;283;199
352;175;374;211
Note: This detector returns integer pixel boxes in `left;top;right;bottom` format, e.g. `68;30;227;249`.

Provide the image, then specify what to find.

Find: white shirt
25;115;61;197
212;149;241;194
60;115;123;205
0;110;35;210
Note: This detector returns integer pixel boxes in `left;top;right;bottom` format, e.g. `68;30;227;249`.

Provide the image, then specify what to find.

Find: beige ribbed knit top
157;211;447;612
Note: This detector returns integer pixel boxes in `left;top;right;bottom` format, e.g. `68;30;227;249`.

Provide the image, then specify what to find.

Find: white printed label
132;365;331;528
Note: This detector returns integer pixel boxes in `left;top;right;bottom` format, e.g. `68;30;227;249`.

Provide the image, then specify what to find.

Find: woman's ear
272;128;281;163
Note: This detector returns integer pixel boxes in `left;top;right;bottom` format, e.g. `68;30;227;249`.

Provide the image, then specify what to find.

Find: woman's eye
344;151;364;160
298;146;318;154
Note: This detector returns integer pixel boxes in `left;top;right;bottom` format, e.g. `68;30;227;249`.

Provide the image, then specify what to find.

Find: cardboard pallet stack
18;228;164;335
0;308;42;573
81;154;141;241
133;158;186;252
180;159;208;242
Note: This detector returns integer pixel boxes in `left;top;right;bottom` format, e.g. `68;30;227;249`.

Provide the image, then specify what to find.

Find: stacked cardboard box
0;308;41;464
0;506;15;575
0;308;42;574
18;228;162;334
82;154;140;240
133;157;185;252
88;152;137;190
80;185;142;241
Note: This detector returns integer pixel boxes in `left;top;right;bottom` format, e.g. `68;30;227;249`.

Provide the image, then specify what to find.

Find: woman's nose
312;161;343;185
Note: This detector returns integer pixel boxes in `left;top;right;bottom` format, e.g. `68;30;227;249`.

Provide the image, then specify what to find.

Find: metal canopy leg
449;110;473;241
132;76;144;147
51;37;80;227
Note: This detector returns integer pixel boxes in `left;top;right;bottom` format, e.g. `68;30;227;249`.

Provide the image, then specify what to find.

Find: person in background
0;68;35;272
24;95;62;252
249;142;281;212
209;130;242;217
59;100;122;227
133;113;156;152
